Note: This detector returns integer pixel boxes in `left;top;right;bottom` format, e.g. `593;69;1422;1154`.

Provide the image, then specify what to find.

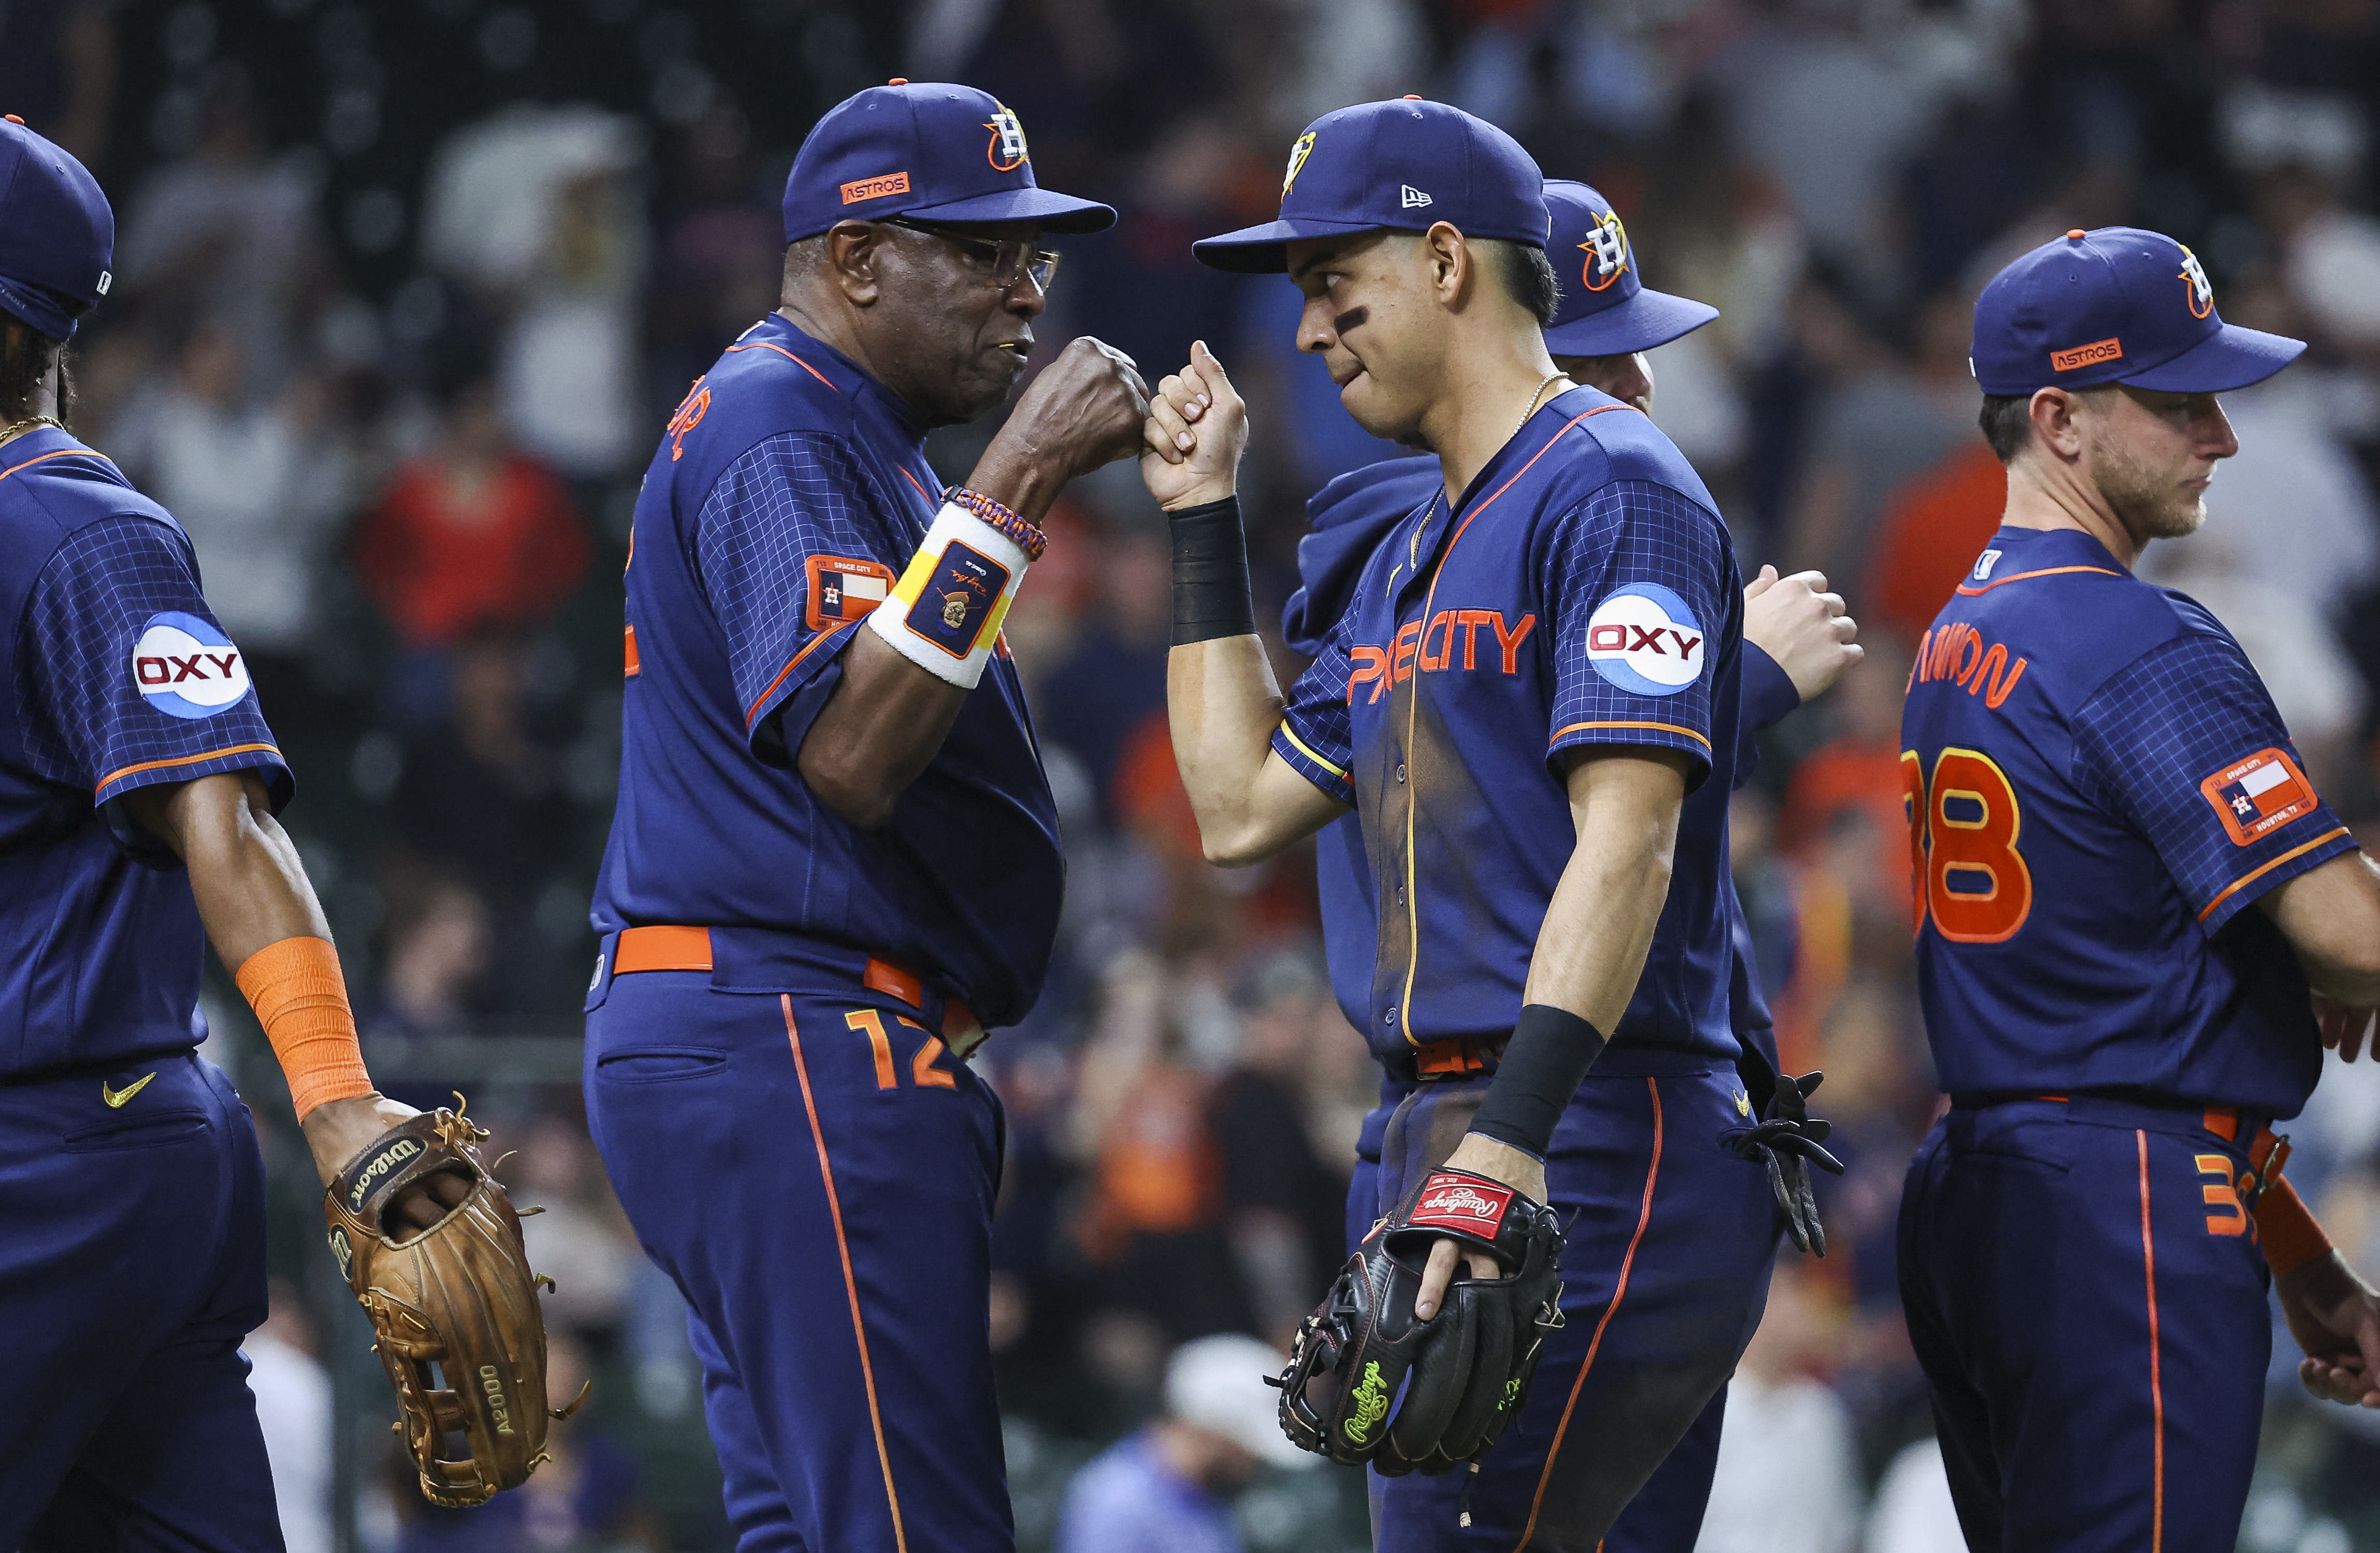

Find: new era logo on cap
1400;185;1431;208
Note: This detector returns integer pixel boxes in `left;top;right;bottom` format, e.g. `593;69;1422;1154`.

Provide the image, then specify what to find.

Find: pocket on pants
64;1110;209;1153
594;1047;729;1084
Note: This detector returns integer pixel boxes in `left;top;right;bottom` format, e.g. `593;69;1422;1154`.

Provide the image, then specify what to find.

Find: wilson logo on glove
1408;1172;1513;1235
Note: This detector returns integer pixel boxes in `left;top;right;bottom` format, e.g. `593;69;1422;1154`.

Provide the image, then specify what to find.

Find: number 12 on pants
845;1009;958;1091
1902;747;2034;943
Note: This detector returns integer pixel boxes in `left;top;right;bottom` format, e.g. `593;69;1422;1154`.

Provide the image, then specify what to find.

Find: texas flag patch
2198;748;2319;847
805;555;896;632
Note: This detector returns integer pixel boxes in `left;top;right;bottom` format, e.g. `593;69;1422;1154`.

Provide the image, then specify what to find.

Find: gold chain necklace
0;414;64;446
1512;372;1569;439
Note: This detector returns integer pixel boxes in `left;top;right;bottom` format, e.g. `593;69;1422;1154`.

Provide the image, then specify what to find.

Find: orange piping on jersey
896;466;933;504
745;621;859;726
2137;1130;2165;1553
782;996;910;1553
95;742;283;795
1953;564;2123;596
623;623;641;678
1548;719;1712;753
1517;1075;1663;1550
723;339;839;391
1399;404;1627;1043
2196;827;2352;923
0;447;110;485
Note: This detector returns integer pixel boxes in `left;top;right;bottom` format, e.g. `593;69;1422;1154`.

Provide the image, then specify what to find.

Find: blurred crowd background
11;0;2380;1548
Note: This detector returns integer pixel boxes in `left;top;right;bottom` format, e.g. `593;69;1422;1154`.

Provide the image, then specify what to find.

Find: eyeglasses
882;218;1062;295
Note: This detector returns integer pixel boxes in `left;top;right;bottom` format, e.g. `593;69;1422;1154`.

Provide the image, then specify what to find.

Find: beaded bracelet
943;485;1048;563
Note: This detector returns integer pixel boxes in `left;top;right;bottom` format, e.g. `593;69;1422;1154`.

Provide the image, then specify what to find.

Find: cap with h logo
1539;180;1717;357
1971;226;2303;397
1193;97;1548;274
0;114;113;342
781;81;1114;244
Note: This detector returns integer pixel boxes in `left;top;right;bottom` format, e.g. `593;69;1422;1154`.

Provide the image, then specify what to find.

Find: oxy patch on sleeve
130;611;252;719
1583;583;1705;697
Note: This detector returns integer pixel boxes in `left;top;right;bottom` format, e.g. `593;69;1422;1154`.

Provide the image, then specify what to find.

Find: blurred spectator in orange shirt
354;366;590;652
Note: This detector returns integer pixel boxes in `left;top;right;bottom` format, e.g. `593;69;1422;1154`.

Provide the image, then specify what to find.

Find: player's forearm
128;772;329;966
2264;850;2380;1004
796;628;968;829
1166;637;1310;864
1522;791;1679;1028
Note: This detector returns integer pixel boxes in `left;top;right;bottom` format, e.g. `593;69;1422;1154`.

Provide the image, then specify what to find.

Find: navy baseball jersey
1273;389;1745;1062
0;428;289;1079
1284;454;1796;1089
1901;525;2356;1116
592;313;1062;1026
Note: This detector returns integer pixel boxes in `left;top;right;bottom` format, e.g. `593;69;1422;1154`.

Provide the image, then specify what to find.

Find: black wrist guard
1166;495;1255;645
1469;1004;1608;1157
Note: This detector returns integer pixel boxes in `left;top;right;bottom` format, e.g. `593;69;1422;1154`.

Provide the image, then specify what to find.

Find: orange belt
611;926;987;1059
1413;1037;1496;1077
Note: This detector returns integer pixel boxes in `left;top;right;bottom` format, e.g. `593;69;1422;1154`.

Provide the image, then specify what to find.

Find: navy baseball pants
1362;1052;1781;1552
0;1052;283;1552
585;947;1009;1553
1898;1096;2275;1552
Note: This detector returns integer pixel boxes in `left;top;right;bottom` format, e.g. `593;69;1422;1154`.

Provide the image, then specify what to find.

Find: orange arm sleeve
234;935;374;1120
2257;1177;2335;1278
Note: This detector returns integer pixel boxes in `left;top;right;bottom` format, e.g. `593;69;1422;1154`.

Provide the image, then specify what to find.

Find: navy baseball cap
0;114;113;341
1193;97;1548;274
1539;181;1717;357
1971;226;2303;397
781;82;1114;244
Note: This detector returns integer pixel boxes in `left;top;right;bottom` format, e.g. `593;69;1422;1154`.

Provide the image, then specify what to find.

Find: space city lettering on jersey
130;611;252;719
1346;609;1537;704
1910;619;2028;710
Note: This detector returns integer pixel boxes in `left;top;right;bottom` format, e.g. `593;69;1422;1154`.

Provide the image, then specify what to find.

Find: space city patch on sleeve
804;554;897;632
130;611;253;719
1584;583;1705;696
901;540;1011;658
2198;748;2319;847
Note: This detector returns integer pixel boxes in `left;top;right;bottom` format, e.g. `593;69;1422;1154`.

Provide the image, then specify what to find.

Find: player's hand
1140;341;1249;511
301;1093;472;1243
1742;565;1862;703
974;336;1150;501
2278;1250;2380;1407
2315;994;2378;1062
1413;1132;1548;1321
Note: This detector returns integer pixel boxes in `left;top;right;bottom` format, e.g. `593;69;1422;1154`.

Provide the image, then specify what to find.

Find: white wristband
865;501;1033;688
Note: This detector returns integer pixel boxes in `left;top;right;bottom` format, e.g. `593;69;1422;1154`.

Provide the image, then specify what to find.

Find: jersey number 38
1901;747;2034;943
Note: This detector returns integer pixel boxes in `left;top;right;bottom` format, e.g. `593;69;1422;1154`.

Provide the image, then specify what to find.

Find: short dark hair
1492;240;1561;328
1978;393;2032;462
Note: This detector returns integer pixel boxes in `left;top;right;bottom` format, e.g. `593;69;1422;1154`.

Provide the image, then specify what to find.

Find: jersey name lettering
1911;619;2028;710
1344;609;1536;704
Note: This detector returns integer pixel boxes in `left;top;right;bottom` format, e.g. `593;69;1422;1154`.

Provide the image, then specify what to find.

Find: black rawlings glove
1270;1166;1565;1474
1724;1070;1844;1255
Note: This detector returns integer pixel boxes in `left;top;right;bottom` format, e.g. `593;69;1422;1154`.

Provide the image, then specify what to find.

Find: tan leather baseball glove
323;1103;586;1507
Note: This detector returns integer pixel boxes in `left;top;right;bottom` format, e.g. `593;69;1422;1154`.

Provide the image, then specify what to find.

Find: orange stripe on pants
782;995;909;1553
1516;1076;1665;1550
2137;1129;2165;1553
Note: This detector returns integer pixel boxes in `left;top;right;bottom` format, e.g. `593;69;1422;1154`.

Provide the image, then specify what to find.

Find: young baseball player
1898;226;2380;1550
582;83;1149;1552
0;116;476;1546
1280;175;1859;1550
1142;98;1823;1549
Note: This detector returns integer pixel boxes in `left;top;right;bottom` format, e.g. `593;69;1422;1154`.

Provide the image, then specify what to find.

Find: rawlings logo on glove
1270;1165;1564;1475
